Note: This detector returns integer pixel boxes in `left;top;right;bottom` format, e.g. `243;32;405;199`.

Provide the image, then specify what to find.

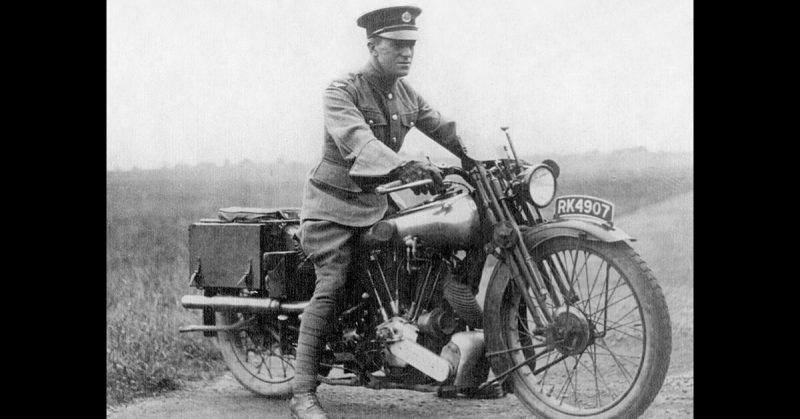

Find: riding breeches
293;219;368;393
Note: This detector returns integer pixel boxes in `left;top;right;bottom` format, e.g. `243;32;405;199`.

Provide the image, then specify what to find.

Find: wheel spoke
584;258;606;314
582;252;594;312
280;352;288;376
603;326;643;342
580;346;618;403
555;357;575;404
568;249;579;291
591;351;641;365
533;352;570;375
263;354;274;378
272;351;296;369
594;341;635;383
589;293;636;320
598;306;640;331
580;276;627;313
545;256;573;302
596;350;641;359
553;253;575;299
571;252;589;293
602;317;643;336
598;272;625;319
552;353;586;407
539;347;554;393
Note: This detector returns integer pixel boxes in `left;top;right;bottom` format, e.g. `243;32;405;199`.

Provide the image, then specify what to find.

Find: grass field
106;149;692;405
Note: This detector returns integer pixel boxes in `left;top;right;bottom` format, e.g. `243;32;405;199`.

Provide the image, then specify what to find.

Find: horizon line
107;147;693;173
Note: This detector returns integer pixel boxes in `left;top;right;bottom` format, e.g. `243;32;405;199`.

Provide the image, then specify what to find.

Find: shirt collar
360;60;399;93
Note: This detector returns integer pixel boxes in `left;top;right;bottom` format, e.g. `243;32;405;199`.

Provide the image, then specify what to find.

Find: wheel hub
548;306;593;356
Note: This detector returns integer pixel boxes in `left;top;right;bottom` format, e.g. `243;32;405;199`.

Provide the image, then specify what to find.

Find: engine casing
439;330;491;388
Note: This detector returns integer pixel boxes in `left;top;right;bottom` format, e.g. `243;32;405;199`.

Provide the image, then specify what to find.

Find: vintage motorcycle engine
324;190;489;385
338;235;487;383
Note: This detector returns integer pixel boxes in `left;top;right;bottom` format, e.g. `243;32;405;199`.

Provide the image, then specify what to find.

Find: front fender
522;217;634;249
478;218;633;305
484;218;634;303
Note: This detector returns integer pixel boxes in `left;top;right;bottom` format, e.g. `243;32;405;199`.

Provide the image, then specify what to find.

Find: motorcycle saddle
217;207;300;223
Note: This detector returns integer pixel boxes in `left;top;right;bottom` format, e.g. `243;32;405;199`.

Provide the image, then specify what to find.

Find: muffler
180;295;308;313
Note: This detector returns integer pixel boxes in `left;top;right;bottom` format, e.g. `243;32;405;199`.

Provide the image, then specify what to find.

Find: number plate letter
557;199;566;213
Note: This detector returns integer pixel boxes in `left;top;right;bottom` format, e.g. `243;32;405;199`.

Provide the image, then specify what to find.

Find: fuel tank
366;191;481;248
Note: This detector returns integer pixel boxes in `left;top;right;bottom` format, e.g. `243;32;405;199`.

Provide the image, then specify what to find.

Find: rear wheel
215;311;296;397
486;236;671;418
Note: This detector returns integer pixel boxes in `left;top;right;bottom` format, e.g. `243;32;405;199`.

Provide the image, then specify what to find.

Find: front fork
473;165;557;328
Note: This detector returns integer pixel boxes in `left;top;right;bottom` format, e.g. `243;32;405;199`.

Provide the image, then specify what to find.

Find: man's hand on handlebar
393;161;444;195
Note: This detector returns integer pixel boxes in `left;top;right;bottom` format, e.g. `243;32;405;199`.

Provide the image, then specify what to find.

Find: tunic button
392;114;398;120
392;136;397;142
368;120;374;124
387;93;393;99
410;121;415;126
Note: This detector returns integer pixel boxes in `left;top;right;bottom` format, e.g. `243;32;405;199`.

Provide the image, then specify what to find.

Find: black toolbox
188;207;313;299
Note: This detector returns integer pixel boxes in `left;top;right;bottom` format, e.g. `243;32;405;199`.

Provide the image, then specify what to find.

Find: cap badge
401;11;412;23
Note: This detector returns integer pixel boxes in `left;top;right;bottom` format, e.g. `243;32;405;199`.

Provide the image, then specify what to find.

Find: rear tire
485;236;671;418
215;311;295;398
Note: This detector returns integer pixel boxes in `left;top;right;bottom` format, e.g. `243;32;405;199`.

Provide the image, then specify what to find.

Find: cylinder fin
443;279;483;328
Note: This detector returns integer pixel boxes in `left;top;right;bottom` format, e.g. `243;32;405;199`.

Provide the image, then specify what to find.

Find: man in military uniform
291;6;468;418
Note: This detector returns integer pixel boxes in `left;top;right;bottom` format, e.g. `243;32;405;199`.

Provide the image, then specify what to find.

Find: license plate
554;195;615;224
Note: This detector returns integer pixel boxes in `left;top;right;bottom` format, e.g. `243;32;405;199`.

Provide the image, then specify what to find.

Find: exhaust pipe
180;295;309;314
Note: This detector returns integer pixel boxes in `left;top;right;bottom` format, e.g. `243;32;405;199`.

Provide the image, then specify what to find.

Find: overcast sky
107;0;693;171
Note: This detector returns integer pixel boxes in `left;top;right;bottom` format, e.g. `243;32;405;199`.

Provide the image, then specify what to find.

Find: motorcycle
179;128;671;418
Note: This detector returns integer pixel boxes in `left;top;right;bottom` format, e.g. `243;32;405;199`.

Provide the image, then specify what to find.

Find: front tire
485;236;671;418
215;311;296;398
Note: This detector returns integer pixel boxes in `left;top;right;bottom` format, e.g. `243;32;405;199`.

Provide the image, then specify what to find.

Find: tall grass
106;151;692;405
106;160;308;405
106;217;222;404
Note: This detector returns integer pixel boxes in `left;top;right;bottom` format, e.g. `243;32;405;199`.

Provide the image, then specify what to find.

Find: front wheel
215;311;296;397
485;236;671;418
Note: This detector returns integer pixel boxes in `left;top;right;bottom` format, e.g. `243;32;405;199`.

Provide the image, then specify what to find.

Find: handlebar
375;179;433;194
373;164;474;195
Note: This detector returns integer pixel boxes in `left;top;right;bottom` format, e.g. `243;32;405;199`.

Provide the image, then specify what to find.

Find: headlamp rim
524;164;557;207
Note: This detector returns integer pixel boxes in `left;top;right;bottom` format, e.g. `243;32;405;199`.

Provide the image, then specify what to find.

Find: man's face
371;37;416;78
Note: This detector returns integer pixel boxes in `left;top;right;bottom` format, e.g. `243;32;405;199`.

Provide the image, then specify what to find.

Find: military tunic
300;60;463;227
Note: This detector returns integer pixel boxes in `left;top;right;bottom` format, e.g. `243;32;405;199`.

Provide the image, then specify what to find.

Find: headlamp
523;164;557;207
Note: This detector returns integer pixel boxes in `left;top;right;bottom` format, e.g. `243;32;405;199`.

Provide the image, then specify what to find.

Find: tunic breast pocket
399;110;419;139
362;109;388;141
399;110;418;131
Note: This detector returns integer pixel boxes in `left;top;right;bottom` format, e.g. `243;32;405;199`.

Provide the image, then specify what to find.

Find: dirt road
108;192;693;418
106;368;692;418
